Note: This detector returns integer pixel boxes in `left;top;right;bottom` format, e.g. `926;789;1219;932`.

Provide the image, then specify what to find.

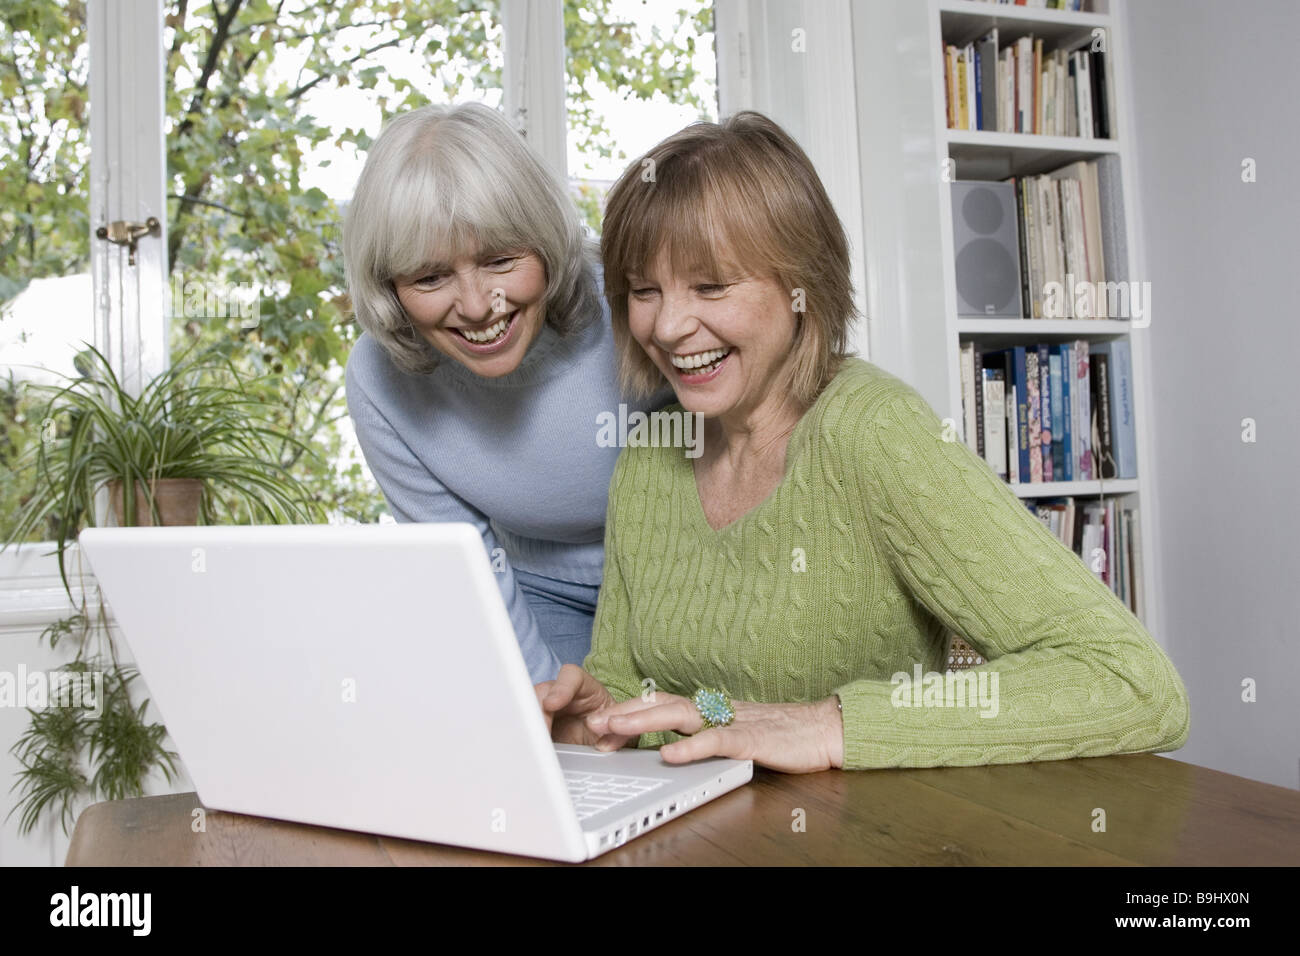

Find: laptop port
668;802;677;813
655;810;664;820
642;815;650;827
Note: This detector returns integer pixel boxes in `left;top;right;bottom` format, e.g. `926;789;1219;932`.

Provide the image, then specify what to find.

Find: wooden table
66;754;1300;866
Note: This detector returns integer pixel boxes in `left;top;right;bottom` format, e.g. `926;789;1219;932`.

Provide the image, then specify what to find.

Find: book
1094;154;1128;304
1033;37;1043;134
957;51;969;130
966;44;977;131
1091;47;1110;138
951;43;961;128
1001;46;1015;133
1007;380;1019;483
1091;339;1137;477
1081;160;1107;317
1023;178;1042;316
1039;343;1054;481
1057;343;1073;481
1090;348;1117;479
1026;348;1042;481
1073;339;1093;480
979;29;999;130
1009;177;1031;316
1050;178;1067;308
1037;177;1056;315
982;366;1007;478
1017;36;1033;133
963;340;1142;489
1078;50;1093;140
961;341;978;455
1012;347;1030;481
1117;498;1128;606
1106;499;1116;589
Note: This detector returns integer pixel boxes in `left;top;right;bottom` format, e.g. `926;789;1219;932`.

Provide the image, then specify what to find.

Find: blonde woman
344;103;665;681
539;111;1190;771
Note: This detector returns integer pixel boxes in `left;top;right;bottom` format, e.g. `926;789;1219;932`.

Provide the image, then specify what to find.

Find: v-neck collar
676;376;837;539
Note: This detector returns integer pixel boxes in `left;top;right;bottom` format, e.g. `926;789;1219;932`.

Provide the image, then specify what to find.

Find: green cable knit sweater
583;357;1190;769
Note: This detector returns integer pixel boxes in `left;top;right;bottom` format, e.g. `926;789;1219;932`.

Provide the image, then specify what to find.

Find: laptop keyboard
564;770;670;821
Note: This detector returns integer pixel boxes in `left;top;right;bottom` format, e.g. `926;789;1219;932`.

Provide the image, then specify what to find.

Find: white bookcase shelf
1008;478;1138;499
937;0;1111;37
947;129;1119;178
956;318;1135;349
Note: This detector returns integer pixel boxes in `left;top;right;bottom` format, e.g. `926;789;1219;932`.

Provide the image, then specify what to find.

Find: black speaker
951;181;1022;317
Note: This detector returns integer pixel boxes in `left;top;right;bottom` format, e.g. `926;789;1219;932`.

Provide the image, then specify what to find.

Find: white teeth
670;347;731;370
459;313;513;343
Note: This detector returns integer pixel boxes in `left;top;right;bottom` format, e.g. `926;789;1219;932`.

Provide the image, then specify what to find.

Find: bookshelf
928;0;1157;628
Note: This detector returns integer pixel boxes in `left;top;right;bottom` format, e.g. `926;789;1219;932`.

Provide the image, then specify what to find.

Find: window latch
95;217;160;266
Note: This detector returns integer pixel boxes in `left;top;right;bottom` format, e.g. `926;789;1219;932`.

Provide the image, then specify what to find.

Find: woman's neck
704;390;808;475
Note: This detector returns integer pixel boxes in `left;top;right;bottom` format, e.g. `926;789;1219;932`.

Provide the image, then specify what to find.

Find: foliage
1;0;715;834
8;606;180;837
2;0;715;529
0;372;60;543
6;340;324;591
0;0;89;304
566;0;715;172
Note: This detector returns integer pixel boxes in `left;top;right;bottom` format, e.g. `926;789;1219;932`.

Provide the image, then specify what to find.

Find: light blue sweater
344;270;667;682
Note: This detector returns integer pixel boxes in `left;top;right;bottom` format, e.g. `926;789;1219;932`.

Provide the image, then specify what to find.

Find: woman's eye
629;287;657;299
412;272;447;287
696;283;729;296
485;255;518;269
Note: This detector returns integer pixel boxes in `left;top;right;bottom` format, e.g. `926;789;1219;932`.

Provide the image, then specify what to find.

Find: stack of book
1001;155;1126;319
959;339;1137;483
943;26;1114;138
1024;495;1144;616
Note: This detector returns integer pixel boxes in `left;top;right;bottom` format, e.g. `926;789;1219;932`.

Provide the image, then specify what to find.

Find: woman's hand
585;692;845;774
534;664;630;749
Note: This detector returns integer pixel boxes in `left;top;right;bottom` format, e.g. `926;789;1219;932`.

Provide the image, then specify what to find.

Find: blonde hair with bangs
344;102;599;375
600;110;855;405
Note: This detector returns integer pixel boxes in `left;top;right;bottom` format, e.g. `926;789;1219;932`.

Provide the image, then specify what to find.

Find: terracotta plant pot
107;478;204;527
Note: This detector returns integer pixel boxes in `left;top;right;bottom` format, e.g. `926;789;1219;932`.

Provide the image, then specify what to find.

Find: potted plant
3;341;323;834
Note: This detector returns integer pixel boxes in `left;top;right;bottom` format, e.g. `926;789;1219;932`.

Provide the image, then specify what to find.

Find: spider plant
3;341;324;835
6;340;324;592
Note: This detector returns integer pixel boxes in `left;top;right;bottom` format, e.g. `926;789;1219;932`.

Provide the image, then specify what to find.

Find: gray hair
343;102;599;374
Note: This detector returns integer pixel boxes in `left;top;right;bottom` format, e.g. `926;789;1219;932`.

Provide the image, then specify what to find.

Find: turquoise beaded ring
692;687;735;729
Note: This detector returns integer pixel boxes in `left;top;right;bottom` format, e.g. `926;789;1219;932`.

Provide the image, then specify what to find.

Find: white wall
1124;0;1300;789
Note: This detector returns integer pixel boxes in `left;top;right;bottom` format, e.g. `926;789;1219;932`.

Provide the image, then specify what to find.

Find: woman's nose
454;271;497;320
653;291;698;344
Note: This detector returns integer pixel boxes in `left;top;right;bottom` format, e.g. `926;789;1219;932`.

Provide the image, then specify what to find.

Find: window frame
0;0;167;632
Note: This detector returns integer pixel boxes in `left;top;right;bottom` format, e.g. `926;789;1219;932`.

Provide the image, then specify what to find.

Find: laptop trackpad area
554;743;752;827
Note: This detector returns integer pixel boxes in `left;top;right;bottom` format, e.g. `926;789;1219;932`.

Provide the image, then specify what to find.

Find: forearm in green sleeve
838;388;1189;769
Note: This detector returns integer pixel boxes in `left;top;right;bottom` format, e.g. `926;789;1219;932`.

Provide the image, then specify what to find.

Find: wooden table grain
65;754;1300;866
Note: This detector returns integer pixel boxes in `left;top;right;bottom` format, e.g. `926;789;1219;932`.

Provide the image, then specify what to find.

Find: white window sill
0;543;99;633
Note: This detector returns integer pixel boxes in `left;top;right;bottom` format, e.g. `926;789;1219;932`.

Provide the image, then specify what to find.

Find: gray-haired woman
343;102;664;682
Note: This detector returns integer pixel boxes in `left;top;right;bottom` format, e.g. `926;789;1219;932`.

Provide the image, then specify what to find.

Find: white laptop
78;523;752;862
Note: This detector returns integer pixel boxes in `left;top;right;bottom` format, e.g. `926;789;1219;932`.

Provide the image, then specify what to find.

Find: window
565;0;717;235
1;0;722;549
0;2;92;544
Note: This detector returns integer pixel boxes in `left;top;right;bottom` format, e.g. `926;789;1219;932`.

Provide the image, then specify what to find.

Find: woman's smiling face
393;249;548;377
626;247;798;421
